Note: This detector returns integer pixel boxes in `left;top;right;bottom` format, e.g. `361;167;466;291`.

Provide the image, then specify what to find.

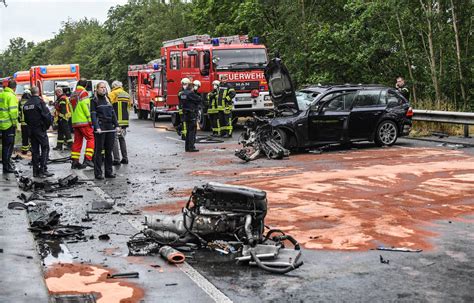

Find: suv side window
353;89;382;107
170;51;181;70
322;91;357;112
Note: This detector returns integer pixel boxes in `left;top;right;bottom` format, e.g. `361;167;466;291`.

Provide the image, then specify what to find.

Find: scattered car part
376;246;422;253
235;115;290;162
159;245;186;264
131;182;303;274
106;272;139;279
380;255;390;264
98;234;110;241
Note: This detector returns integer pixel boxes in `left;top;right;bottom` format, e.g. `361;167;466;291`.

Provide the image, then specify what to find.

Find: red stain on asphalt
153;147;474;251
232;147;474;250
45;263;144;303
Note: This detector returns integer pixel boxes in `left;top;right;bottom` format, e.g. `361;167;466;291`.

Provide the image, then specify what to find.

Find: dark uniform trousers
30;127;50;174
1;126;16;171
93;123;116;177
183;110;197;151
21;125;30;152
57;119;72;147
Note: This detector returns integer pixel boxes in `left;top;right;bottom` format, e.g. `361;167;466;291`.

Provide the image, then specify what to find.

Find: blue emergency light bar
211;38;220;46
40;66;47;74
70;64;77;73
153;63;159;70
252;37;259;44
13;72;18;78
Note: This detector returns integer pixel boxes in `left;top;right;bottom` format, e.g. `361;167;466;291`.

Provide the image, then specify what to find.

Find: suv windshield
213;49;268;70
296;91;320;111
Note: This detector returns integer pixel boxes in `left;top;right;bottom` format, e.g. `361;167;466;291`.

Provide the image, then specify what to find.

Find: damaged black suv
264;59;413;149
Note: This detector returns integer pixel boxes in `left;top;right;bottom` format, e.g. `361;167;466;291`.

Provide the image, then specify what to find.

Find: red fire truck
157;34;272;130
30;64;80;102
127;61;164;120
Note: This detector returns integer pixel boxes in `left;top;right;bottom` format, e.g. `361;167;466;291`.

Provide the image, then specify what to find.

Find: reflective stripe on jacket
109;87;131;127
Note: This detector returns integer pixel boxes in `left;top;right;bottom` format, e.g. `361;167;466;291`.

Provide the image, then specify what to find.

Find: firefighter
177;78;191;140
396;76;410;100
70;79;94;169
91;82;120;180
207;80;220;136
18;87;32;154
53;87;73;150
108;80;131;165
217;75;236;138
0;79;18;173
181;79;202;152
23;86;53;178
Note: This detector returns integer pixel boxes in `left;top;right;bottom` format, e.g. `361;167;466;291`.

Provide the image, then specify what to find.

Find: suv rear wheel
375;120;398;146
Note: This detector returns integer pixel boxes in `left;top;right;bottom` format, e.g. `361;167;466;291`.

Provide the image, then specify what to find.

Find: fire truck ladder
162;34;250;48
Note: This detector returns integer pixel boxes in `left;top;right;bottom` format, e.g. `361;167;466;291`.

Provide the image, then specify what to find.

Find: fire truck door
166;51;182;106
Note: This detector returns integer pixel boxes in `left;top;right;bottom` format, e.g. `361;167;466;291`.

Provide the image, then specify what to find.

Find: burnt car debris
128;182;303;274
235;57;413;161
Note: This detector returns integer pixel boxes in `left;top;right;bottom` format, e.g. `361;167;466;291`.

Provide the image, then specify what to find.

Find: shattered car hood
264;58;298;111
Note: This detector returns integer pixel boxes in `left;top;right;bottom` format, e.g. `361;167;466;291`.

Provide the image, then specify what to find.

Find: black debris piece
106;272;139;279
98;234;110;241
28;206;61;228
91;200;114;210
376;246;422;253
165;283;178;286
8;202;28;210
380;255;390;264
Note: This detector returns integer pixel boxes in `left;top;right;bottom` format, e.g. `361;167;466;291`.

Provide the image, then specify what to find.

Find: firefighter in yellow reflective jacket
18;87;32;154
0;80;19;173
109;80;131;164
217;75;236;138
207;80;220;136
177;78;191;140
53;87;73;150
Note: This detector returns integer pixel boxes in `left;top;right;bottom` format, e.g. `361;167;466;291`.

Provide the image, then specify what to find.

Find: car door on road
308;91;357;143
349;89;386;140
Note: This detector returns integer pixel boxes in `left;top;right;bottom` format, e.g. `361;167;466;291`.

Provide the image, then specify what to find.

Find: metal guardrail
412;109;474;137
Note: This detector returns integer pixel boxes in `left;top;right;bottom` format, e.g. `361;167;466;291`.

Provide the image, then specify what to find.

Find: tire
374;120;398;146
272;128;289;149
137;109;143;120
142;110;149;120
171;112;180;127
198;108;211;131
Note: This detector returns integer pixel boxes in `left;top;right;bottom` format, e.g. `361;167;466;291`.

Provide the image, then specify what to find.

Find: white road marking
71;162;232;303
166;136;185;143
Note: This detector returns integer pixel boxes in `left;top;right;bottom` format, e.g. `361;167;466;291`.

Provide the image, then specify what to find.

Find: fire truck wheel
171;113;180;127
139;110;149;120
198;109;211;131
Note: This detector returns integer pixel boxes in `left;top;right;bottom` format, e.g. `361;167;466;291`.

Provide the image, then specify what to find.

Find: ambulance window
170;51;181;70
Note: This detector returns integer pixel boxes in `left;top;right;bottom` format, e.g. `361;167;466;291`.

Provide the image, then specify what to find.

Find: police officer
217;75;236;138
18;87;32;154
108;80;131;165
181;79;202;152
53;87;73;150
177;78;191;140
0;79;18;173
396;76;410;100
91;82;120;180
23;86;53;178
207;80;220;136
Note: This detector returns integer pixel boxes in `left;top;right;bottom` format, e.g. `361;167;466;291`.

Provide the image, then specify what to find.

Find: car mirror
310;104;319;112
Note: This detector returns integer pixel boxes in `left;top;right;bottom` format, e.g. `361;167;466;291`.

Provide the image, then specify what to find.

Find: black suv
264;58;413;149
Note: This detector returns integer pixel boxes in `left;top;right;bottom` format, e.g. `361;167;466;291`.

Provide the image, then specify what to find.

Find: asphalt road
2;116;473;302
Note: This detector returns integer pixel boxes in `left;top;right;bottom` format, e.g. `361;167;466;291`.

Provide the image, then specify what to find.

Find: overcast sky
0;0;128;51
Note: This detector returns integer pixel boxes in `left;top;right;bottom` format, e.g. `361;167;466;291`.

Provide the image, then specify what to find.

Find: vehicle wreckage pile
235;57;296;162
128;182;303;274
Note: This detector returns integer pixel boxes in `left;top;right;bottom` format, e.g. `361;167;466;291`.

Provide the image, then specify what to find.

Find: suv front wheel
374;120;398;146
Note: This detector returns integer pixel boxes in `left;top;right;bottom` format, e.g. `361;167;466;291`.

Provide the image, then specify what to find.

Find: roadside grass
410;99;473;137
